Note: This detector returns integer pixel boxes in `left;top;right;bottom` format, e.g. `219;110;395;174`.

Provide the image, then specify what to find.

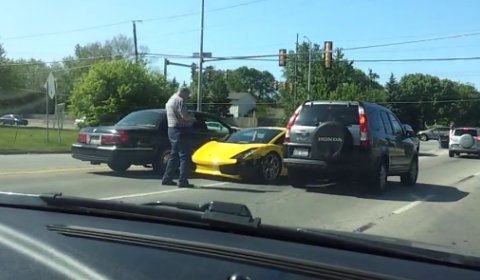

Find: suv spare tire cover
310;121;354;162
459;134;475;148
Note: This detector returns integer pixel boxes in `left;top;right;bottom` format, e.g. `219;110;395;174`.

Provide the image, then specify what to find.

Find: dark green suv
283;100;419;193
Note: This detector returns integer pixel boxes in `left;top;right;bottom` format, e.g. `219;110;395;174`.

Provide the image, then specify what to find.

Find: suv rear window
454;128;477;136
294;104;359;126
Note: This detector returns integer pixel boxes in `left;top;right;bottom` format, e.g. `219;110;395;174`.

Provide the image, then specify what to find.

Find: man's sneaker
178;182;194;188
161;180;176;186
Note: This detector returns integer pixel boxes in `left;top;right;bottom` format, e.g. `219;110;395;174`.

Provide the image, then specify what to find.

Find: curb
0;151;71;155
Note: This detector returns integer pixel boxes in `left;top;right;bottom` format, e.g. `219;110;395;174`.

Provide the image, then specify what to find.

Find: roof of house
227;92;256;100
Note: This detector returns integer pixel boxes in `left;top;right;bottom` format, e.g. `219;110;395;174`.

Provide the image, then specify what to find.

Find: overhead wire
0;0;268;41
342;31;480;51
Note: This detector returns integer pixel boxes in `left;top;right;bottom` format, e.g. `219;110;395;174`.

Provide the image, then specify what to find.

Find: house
228;92;256;118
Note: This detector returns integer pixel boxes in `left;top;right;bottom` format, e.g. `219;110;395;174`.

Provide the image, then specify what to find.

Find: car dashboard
0;199;479;280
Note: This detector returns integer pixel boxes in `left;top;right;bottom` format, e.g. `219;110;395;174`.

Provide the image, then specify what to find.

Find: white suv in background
449;127;480;157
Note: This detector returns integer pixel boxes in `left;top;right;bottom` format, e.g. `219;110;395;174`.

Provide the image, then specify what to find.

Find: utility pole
303;36;312;100
132;21;139;63
197;0;205;112
294;33;298;106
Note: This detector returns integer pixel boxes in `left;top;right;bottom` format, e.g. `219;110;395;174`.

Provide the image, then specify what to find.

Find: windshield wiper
39;193;260;229
4;192;480;270
142;200;260;228
253;225;480;271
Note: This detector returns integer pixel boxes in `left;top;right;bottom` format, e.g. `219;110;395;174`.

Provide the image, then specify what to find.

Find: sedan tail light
101;130;129;145
77;133;87;143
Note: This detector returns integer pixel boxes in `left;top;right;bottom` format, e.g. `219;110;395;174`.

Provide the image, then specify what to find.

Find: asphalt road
1;140;480;258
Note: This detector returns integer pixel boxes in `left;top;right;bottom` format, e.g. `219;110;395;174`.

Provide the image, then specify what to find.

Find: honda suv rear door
285;101;360;161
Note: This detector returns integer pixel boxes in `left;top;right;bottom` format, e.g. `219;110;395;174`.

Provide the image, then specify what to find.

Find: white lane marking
100;189;187;200
391;194;435;215
99;182;228;200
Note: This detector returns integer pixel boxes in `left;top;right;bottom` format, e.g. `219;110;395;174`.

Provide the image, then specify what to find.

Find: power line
144;53;195;59
378;98;480;104
185;98;480;106
1;21;131;40
352;56;480;63
342;31;480;51
0;0;268;41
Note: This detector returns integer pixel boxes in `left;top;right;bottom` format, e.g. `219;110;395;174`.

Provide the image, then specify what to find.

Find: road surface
1;140;479;258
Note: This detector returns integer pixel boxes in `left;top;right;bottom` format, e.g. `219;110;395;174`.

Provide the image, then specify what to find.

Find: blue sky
1;0;480;88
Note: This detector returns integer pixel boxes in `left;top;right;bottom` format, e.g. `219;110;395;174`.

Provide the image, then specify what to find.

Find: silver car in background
417;126;449;141
449;127;480;157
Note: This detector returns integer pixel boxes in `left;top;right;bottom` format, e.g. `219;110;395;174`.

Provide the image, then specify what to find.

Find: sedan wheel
153;150;170;175
419;134;428;141
260;152;281;183
108;161;131;174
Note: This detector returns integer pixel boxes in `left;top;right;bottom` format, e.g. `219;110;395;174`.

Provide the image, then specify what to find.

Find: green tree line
1;36;479;130
280;42;480;131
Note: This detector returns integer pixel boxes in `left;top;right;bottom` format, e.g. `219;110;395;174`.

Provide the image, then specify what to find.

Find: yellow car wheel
260;152;282;184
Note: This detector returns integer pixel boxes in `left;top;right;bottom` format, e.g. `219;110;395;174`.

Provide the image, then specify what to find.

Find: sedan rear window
454;129;477;136
294;104;359;126
116;111;163;127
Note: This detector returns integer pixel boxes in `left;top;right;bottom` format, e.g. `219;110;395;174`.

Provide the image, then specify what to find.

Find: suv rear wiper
39;193;260;229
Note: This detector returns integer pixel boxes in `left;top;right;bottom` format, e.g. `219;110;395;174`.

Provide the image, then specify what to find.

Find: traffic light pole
197;0;205;112
164;59;196;77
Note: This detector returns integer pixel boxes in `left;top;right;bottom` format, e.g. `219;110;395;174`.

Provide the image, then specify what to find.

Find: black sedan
71;109;235;174
0;114;29;126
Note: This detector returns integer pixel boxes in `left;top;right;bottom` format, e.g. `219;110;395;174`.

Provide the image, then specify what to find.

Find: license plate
88;135;101;145
293;148;309;157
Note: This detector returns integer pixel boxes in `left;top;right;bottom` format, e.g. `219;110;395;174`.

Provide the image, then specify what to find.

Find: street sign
46;72;56;99
192;52;212;58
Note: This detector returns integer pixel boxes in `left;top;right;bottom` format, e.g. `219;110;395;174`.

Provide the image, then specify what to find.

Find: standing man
162;87;196;188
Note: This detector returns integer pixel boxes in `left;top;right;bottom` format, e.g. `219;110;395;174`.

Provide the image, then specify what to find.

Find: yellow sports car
192;127;287;183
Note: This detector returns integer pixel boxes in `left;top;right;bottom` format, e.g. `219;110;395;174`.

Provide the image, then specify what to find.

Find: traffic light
190;63;197;78
324;41;333;69
279;49;287;67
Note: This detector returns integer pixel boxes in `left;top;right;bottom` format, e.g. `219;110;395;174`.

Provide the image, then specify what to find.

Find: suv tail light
285;105;303;143
358;106;368;148
77;133;87;143
476;136;480;141
101;130;129;145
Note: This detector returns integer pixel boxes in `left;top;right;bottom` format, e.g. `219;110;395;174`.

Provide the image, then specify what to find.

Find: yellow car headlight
231;148;258;160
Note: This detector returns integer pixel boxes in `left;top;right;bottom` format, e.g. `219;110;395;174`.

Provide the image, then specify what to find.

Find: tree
279;42;385;117
189;66;231;116
0;44;18;89
395;74;442;130
225;66;276;101
57;34;150;109
69;59;173;126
